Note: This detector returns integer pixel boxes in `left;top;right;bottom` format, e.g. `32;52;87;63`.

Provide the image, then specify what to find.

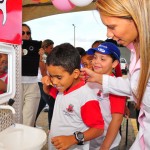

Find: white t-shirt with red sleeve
49;80;104;150
88;81;126;150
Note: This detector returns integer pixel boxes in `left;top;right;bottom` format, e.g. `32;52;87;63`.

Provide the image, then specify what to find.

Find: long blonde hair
96;0;150;108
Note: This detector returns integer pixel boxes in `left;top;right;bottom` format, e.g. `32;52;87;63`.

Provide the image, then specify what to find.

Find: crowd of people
20;0;150;149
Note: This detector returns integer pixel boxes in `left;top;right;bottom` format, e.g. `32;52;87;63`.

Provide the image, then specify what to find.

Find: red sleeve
81;100;104;129
49;87;58;99
109;94;126;114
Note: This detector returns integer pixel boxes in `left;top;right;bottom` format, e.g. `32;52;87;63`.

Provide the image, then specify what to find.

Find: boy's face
92;51;118;74
81;54;93;70
0;54;8;73
47;65;80;92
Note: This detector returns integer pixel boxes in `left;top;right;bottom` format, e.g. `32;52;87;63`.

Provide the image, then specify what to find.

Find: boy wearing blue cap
87;42;126;150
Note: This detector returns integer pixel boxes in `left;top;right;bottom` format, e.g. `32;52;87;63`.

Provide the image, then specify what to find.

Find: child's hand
41;75;52;86
38;48;45;56
124;105;130;119
51;135;76;150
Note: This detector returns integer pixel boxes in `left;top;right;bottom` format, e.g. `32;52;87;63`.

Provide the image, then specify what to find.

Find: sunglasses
22;31;31;36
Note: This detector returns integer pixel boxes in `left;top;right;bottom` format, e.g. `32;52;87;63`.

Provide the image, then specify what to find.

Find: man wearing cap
86;42;126;150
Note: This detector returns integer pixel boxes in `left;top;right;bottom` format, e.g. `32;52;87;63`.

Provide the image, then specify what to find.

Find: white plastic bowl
0;123;47;150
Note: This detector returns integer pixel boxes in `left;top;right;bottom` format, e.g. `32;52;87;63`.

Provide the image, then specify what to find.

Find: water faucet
0;105;15;114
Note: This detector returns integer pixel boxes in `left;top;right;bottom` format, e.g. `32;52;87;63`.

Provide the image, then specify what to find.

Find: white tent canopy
23;0;96;22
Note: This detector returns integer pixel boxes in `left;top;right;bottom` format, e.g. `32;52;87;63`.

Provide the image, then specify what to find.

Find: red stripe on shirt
0;73;7;78
5;76;8;84
49;87;58;99
109;94;126;114
81;100;104;129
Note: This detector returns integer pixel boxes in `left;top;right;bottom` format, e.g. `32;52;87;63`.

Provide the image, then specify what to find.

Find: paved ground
36;112;49;150
36;111;137;150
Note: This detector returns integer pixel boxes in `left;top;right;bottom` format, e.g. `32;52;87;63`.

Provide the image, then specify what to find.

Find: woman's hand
80;68;103;84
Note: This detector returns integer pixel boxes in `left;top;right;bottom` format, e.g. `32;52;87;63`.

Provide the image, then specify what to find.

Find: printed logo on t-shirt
66;104;74;112
63;104;75;118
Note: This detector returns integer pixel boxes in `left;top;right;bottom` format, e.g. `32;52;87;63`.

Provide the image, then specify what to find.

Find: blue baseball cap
87;42;120;61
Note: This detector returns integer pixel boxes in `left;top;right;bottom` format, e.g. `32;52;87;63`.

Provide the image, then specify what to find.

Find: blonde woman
81;0;150;149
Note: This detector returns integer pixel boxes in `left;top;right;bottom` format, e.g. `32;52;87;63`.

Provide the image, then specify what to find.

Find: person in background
43;43;104;150
81;0;150;149
76;47;86;57
81;52;93;70
35;39;55;129
0;54;8;94
76;46;93;70
22;23;40;126
22;24;32;40
105;39;118;46
80;40;104;70
92;40;104;48
87;42;126;150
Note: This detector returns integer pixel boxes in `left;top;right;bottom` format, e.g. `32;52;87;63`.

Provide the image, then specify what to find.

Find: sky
25;10;107;51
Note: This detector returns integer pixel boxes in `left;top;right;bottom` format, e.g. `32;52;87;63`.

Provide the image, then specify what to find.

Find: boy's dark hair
76;47;86;57
92;40;104;48
42;39;54;47
105;39;117;46
110;54;117;62
46;43;81;74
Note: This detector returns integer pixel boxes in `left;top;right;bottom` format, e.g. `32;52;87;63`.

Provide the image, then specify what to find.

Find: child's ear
112;60;119;69
73;69;80;79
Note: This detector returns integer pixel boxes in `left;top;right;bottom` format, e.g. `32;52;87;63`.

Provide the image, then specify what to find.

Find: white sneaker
43;105;49;112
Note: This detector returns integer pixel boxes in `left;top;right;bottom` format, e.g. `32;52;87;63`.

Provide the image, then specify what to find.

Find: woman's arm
103;75;131;97
81;68;132;97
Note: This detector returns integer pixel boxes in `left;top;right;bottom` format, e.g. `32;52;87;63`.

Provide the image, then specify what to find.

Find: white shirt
49;81;104;150
102;43;150;150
